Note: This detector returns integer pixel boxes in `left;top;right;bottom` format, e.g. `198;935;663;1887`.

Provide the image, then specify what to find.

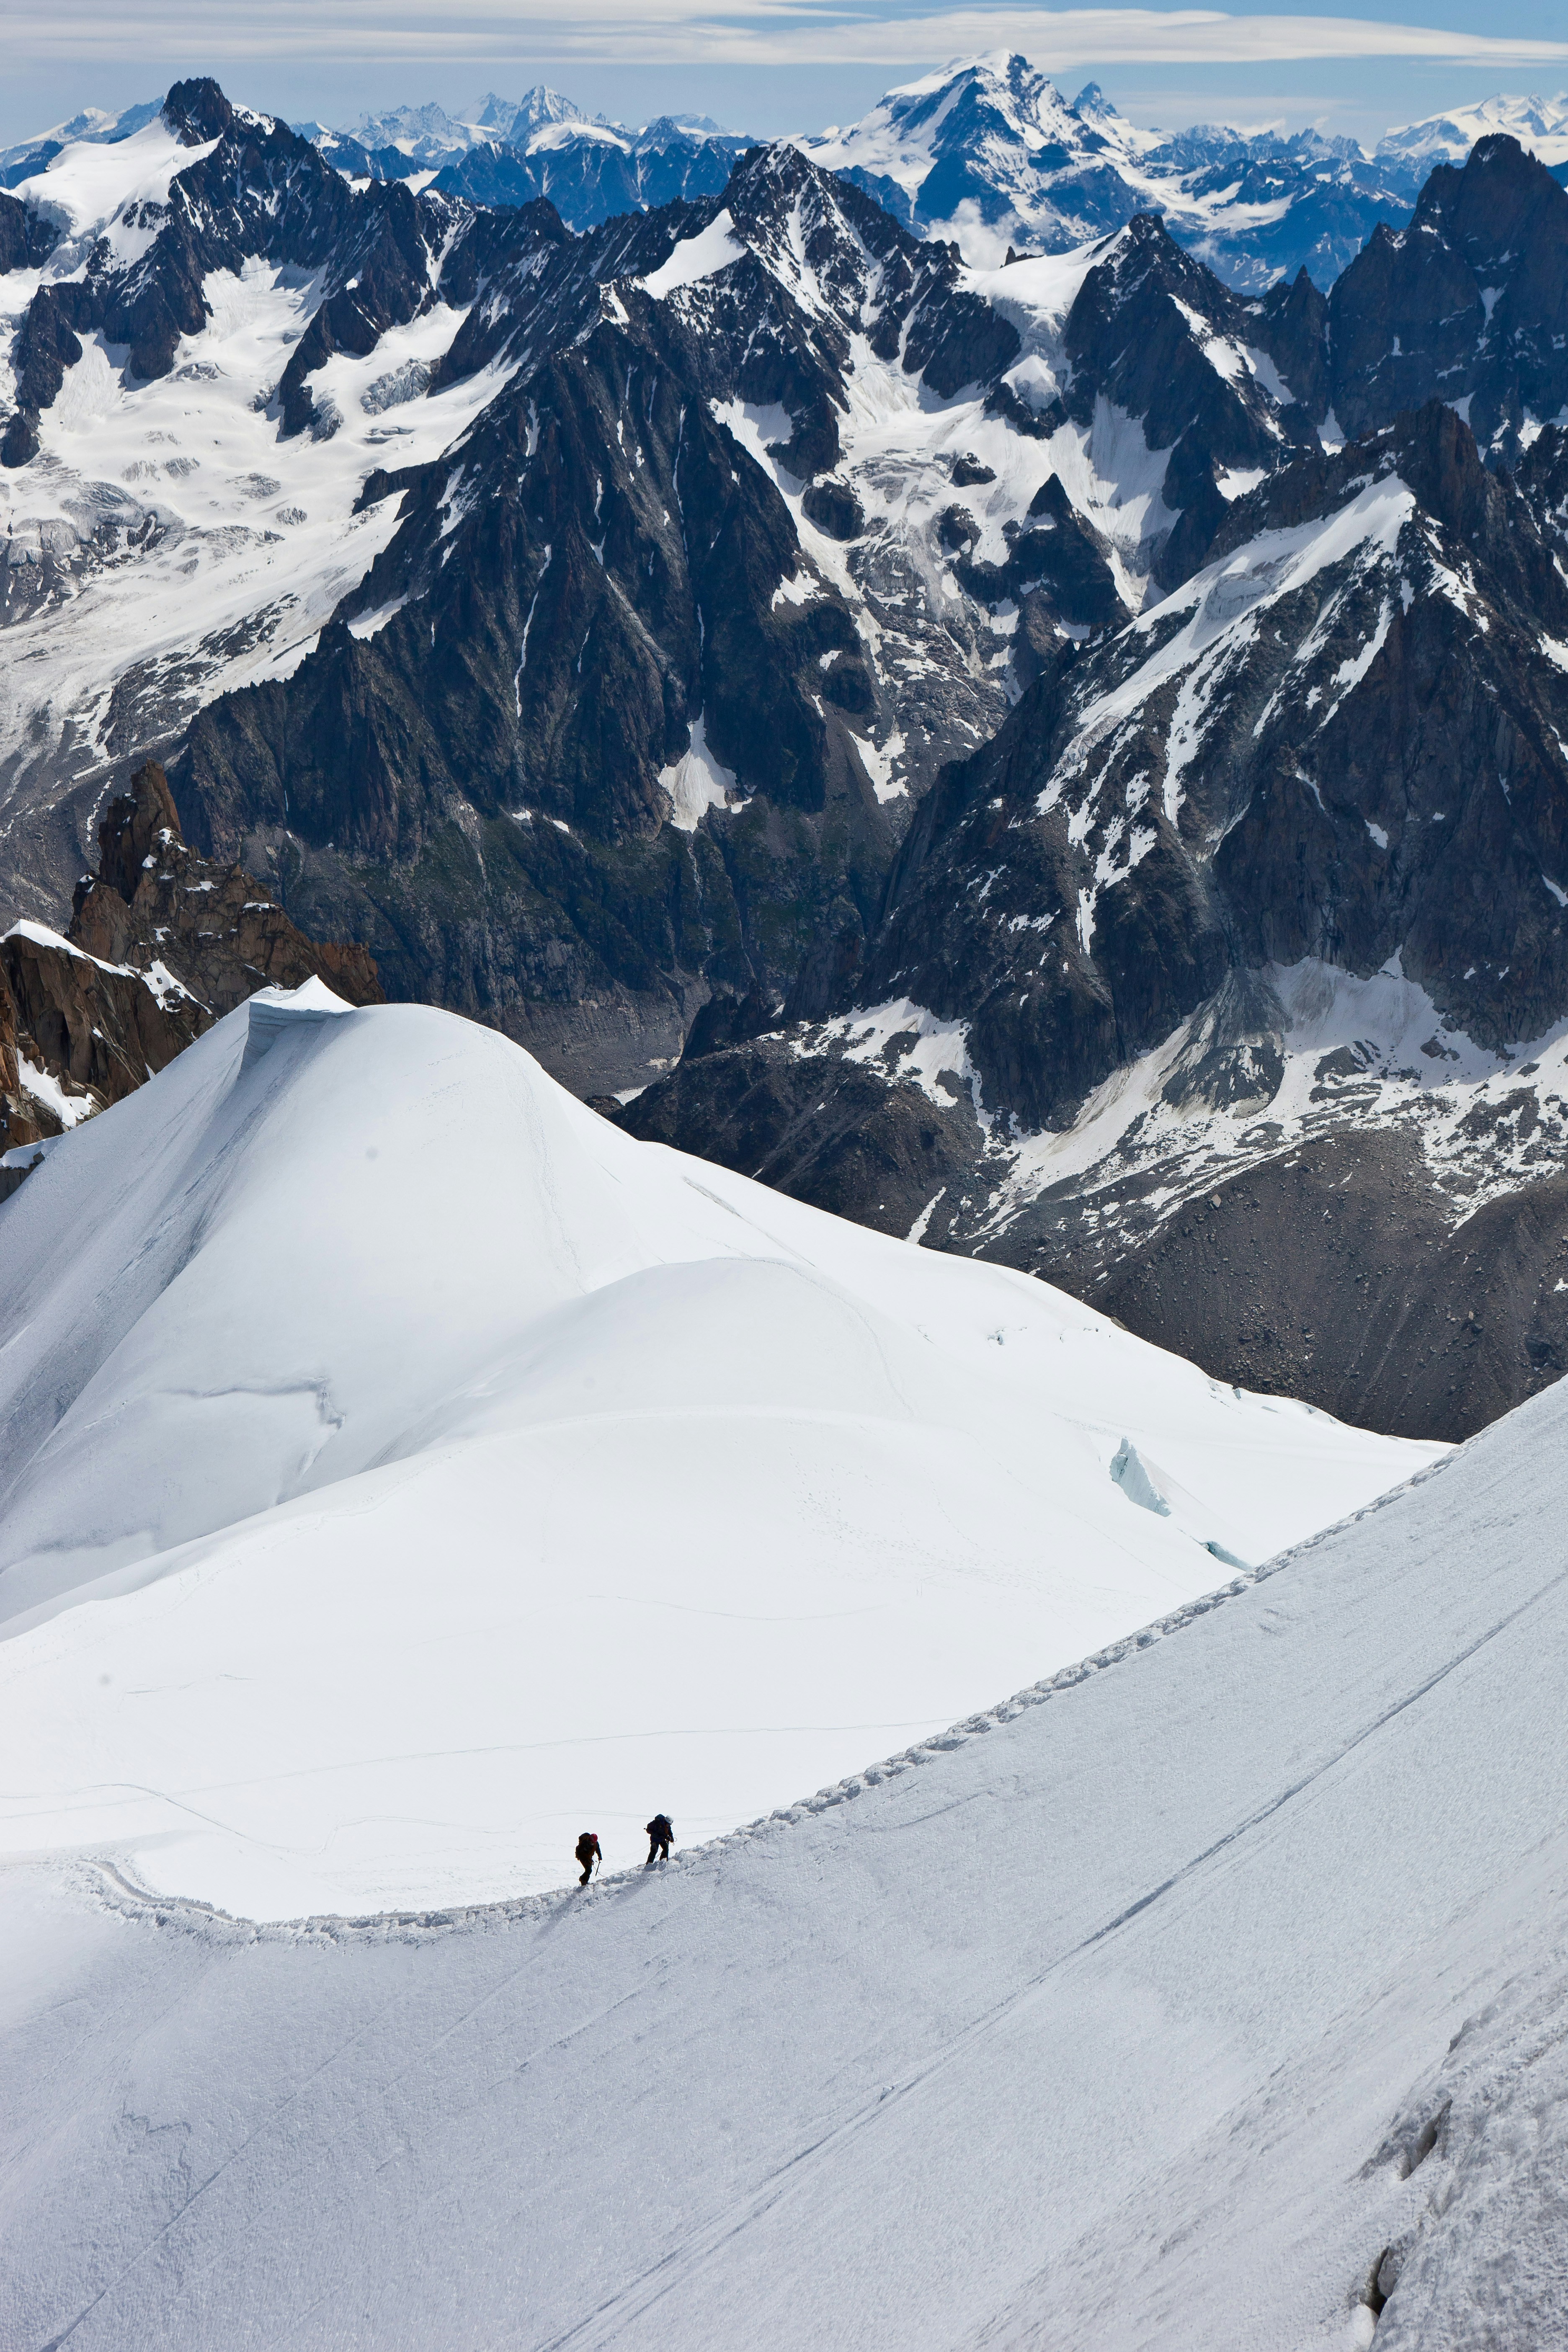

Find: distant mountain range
283;91;758;225
6;64;1568;284
309;63;1568;289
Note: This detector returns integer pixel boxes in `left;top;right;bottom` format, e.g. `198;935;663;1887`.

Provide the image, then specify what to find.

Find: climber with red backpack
574;1831;601;1886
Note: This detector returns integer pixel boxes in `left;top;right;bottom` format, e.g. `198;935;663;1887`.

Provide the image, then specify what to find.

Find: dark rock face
73;758;384;1013
0;191;57;275
955;472;1127;639
871;406;1568;1114
1518;420;1568;574
0;758;382;1173
623;399;1568;1438
159;154;1331;1094
0;914;204;1140
0;83;1350;1089
134;152;1099;1088
170;215;904;1086
1243;267;1330;423
1329;135;1568;456
624;1016;989;1229
0;960;54;1177
1090;1132;1568;1442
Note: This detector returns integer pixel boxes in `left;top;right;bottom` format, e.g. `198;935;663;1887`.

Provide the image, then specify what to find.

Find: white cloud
5;3;1567;70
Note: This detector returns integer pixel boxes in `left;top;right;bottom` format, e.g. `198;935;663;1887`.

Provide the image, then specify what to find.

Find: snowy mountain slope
801;52;1420;291
0;99;161;191
624;397;1568;1439
4;1358;1565;2347
0;985;1436;1917
1377;90;1568;173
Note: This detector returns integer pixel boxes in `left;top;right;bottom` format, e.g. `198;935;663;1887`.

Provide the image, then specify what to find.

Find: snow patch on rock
658;713;738;830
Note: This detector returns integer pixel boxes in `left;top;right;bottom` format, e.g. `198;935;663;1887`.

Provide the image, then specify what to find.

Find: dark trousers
578;1859;595;1884
647;1837;670;1865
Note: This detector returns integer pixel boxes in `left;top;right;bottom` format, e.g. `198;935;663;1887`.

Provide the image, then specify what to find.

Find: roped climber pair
573;1815;674;1885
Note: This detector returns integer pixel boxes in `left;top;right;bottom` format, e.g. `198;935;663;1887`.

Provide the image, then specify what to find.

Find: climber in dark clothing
645;1814;673;1866
575;1831;601;1886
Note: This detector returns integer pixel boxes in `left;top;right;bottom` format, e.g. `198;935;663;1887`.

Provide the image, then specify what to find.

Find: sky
3;0;1567;149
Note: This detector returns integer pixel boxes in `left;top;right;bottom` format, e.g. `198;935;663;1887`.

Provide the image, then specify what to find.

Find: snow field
0;985;1438;1918
0;125;516;813
1;1370;1563;2347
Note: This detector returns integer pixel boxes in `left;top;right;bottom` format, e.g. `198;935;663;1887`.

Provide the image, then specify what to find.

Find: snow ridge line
70;1449;1459;1950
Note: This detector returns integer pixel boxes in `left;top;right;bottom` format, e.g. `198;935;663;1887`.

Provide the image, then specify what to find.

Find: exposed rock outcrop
1328;134;1568;457
0;758;382;1181
71;758;383;1014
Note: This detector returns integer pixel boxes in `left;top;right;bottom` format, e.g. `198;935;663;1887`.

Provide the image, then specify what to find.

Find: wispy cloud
7;3;1567;70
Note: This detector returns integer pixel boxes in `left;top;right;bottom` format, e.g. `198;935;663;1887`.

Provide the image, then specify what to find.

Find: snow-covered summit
0;989;1437;1916
1378;89;1568;170
799;52;1417;288
803;52;1118;260
467;85;586;144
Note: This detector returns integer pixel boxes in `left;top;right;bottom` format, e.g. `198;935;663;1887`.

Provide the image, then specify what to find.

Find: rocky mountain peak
72;758;385;1016
162;76;236;147
475;87;585;142
1329;132;1568;454
95;756;184;903
621;380;1568;1437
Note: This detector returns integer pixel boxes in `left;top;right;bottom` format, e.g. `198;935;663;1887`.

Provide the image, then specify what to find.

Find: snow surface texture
0;988;1438;1920
2;1351;1563;2347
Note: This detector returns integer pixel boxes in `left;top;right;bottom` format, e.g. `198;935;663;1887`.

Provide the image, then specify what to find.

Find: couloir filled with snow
0;984;1439;1919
